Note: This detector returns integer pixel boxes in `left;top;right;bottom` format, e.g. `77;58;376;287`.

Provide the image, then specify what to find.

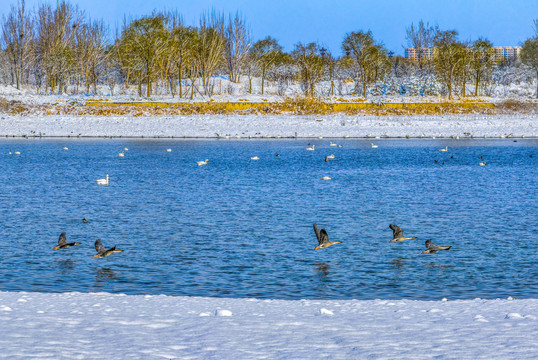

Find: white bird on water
63;147;68;150
371;143;378;148
439;146;448;152
306;145;315;151
251;156;260;160
96;174;109;186
478;161;486;167
197;159;208;166
320;176;331;181
329;141;337;147
118;151;125;157
166;149;172;152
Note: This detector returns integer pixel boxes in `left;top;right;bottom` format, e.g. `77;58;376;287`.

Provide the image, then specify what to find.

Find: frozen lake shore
0;113;537;138
0;292;536;359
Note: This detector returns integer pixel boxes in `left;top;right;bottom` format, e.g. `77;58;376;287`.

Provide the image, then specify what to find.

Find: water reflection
315;261;331;277
390;257;406;271
57;259;76;274
96;267;116;280
423;262;452;271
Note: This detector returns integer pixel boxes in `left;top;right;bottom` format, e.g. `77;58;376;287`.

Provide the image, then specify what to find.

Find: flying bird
389;224;417;242
53;232;81;250
421;239;451;254
313;224;342;250
92;239;123;259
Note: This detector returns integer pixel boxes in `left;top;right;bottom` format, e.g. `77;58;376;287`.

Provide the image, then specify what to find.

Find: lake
0;138;536;300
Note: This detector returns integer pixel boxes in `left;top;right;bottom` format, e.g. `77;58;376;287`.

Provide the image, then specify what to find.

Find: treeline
1;0;537;99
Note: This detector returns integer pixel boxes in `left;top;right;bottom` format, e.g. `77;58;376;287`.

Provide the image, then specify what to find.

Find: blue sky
1;0;536;55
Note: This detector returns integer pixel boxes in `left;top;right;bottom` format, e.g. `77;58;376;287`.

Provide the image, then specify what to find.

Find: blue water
0;138;536;300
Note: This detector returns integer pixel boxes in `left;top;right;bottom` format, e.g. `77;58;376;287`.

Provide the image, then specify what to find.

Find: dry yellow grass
2;96;535;116
81;97;497;116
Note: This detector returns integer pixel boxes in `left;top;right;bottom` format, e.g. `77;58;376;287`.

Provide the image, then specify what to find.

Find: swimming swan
96;174;109;185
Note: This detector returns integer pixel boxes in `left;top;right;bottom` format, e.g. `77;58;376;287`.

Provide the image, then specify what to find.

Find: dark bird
92;239;123;258
276;152;280;157
313;224;342;250
389;224;416;242
53;232;81;250
421;239;451;254
82;218;88;223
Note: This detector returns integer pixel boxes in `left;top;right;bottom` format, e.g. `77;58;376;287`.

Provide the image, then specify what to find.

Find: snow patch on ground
0;292;536;359
0;113;536;138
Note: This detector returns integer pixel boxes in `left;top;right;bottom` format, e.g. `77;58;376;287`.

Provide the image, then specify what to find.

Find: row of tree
1;1;537;99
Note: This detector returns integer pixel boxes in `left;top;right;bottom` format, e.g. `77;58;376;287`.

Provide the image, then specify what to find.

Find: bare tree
1;0;34;89
342;30;389;96
470;38;494;96
74;19;108;93
292;42;324;96
250;36;283;94
433;30;465;99
223;12;250;83
35;1;83;93
120;14;168;97
520;36;538;98
194;11;225;96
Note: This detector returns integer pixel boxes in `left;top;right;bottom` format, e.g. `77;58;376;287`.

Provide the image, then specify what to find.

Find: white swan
14;151;20;155
439;146;448;152
166;149;172;152
197;159;208;166
306;145;315;151
320;176;331;181
478;161;486;167
8;150;12;155
96;174;109;185
327;154;335;159
63;147;68;150
329;142;337;147
124;147;129;151
118;151;125;157
371;143;378;148
251;156;259;160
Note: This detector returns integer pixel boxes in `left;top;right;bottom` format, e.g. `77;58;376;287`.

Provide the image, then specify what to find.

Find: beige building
404;46;521;63
493;46;521;63
404;47;435;60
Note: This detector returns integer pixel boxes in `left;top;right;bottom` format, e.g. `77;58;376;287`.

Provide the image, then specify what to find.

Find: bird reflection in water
390;257;406;271
423;262;452;271
58;259;76;274
96;267;116;280
315;261;331;277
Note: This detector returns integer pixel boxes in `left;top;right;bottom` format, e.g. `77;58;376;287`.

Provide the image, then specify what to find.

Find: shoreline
1;113;537;138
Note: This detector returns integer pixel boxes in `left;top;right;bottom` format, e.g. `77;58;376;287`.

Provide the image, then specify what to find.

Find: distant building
493;46;521;63
404;48;435;61
404;46;521;63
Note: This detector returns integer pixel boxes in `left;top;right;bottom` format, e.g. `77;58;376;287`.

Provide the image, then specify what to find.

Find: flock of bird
313;223;451;255
14;139;501;258
53;222;449;260
53;231;123;259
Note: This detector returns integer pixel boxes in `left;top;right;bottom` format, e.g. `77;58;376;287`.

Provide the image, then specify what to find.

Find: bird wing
95;239;106;254
108;246;116;252
58;232;67;246
425;239;436;249
313;224;329;245
389;224;403;238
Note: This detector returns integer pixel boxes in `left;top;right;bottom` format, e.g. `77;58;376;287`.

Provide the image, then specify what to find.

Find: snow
0;292;536;359
0;113;536;138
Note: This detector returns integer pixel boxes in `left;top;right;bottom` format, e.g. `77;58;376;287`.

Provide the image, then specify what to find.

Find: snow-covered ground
1;113;537;138
0;292;536;359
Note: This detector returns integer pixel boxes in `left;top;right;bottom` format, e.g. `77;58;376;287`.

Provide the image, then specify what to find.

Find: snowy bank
0;292;536;359
0;113;537;138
